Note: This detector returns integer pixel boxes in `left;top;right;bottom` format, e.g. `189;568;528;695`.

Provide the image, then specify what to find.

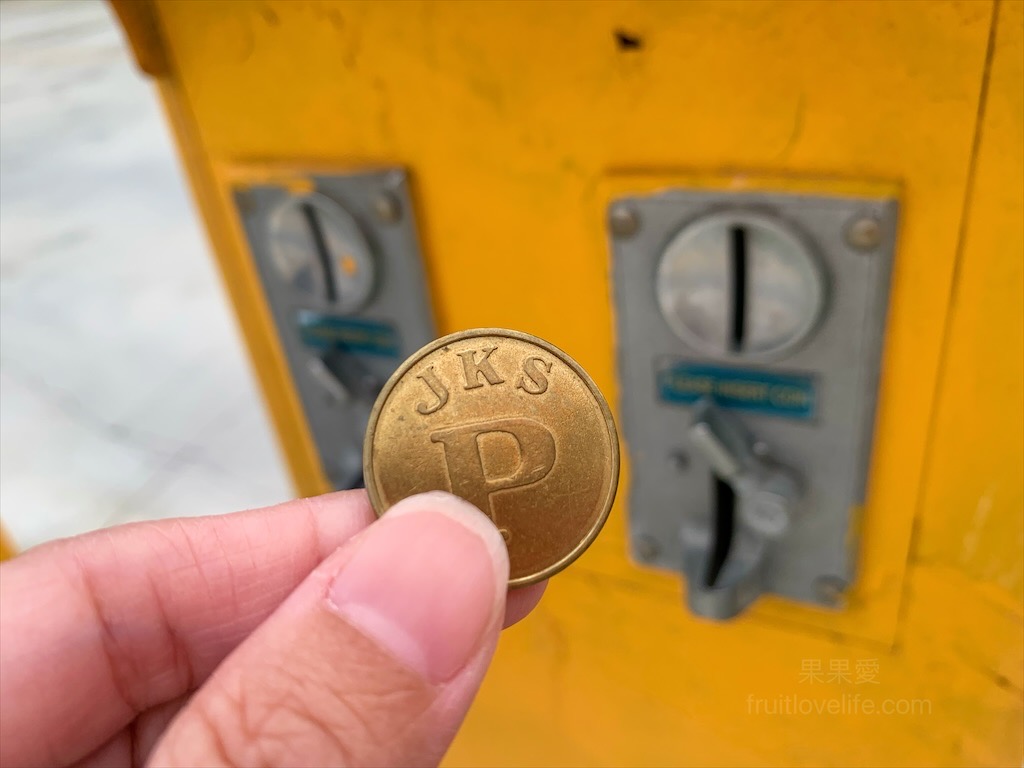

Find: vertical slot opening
730;225;747;352
705;475;735;587
302;202;337;302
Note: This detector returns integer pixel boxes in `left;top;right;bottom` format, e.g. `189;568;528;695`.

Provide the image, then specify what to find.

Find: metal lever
307;345;384;404
305;345;384;491
681;400;802;619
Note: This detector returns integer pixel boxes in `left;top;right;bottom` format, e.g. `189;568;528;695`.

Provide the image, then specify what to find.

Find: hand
0;490;545;767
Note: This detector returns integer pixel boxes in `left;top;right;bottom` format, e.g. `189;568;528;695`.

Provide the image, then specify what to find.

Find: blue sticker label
657;361;816;420
296;311;400;358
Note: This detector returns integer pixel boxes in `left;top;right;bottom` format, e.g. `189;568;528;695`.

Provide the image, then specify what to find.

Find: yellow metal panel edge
205;161;331;495
109;0;169;77
138;6;329;498
909;0;1024;751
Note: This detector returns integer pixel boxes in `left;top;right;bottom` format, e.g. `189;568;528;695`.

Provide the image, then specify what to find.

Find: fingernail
327;492;508;683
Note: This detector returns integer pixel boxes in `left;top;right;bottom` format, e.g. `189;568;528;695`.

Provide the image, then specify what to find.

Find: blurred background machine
111;1;1021;765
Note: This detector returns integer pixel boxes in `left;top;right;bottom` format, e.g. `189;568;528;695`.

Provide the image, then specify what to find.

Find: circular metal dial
267;193;376;313
656;211;825;359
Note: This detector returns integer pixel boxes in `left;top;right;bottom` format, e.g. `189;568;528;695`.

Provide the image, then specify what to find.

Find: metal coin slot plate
235;169;435;490
609;187;898;617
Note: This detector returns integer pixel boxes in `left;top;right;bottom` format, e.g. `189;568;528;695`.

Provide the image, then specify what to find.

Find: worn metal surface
652;210;827;359
235;170;435;490
129;0;1023;764
610;186;898;618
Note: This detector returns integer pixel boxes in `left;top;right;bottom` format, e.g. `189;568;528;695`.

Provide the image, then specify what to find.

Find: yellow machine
113;1;1022;765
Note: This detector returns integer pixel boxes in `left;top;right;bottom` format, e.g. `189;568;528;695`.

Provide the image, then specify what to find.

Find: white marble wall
0;0;293;550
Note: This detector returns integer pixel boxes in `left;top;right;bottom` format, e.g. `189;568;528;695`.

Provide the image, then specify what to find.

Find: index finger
0;490;374;767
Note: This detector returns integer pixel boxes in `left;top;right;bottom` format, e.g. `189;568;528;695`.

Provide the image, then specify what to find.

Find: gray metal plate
610;188;897;609
235;169;434;490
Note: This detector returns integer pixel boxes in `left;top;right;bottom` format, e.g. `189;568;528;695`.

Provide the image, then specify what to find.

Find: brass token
363;328;619;587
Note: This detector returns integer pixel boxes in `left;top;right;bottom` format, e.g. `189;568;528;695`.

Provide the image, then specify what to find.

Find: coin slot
302;201;337;303
729;225;747;352
656;212;825;358
705;475;735;587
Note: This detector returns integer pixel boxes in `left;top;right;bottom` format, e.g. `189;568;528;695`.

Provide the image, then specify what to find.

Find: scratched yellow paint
123;0;1023;764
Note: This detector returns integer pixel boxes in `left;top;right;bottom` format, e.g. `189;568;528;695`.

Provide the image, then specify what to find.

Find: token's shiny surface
363;328;619;587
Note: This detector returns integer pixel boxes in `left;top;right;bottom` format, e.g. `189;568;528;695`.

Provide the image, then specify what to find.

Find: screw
747;491;791;537
634;534;660;562
846;216;882;251
609;204;640;237
814;575;849;607
373;191;401;224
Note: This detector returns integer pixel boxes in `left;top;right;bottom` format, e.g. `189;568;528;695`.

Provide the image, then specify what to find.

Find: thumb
149;492;508;768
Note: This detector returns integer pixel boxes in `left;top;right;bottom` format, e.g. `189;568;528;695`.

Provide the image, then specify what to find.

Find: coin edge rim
362;327;620;588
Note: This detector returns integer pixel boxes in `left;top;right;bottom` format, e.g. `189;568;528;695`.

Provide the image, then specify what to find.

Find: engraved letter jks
458;346;505;390
415;367;449;415
515;356;552;395
429;417;556;521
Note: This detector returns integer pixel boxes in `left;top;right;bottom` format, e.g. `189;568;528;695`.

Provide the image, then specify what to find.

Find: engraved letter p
429;417;556;521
